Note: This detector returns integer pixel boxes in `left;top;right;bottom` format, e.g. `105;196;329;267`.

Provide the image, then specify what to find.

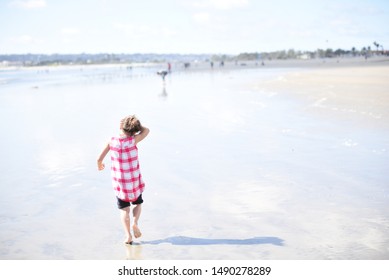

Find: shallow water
0;66;388;259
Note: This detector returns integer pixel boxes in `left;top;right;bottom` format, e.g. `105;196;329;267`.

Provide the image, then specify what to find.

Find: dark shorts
116;194;143;209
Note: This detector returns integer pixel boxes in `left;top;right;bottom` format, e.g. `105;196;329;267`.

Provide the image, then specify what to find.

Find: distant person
210;61;214;68
97;115;150;245
167;62;171;72
157;70;168;81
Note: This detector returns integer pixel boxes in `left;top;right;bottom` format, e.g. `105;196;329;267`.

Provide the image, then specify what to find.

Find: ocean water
0;65;388;259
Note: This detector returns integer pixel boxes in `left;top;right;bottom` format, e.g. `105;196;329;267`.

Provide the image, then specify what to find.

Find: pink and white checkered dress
110;136;145;202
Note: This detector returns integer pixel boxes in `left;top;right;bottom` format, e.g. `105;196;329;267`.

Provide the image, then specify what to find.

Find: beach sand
253;64;389;128
0;58;388;259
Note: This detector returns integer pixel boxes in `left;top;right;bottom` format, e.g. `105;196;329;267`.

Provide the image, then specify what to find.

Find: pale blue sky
1;0;388;54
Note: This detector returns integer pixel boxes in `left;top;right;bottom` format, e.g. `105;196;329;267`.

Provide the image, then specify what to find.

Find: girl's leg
120;207;132;244
132;204;142;238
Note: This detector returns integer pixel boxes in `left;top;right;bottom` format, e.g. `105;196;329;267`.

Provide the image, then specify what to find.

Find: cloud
60;28;81;44
9;0;46;9
10;35;33;44
193;12;211;24
288;29;314;39
61;28;81;35
161;27;177;38
194;0;248;10
330;19;350;27
113;23;177;39
113;23;150;37
10;35;43;44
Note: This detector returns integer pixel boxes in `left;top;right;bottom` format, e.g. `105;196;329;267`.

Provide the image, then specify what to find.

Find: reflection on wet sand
125;243;143;260
159;86;168;99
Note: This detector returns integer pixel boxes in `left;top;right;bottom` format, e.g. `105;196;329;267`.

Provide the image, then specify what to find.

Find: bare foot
133;224;142;238
124;235;133;245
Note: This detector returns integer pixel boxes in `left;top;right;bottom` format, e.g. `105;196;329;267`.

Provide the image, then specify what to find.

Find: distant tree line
1;43;387;66
212;44;387;62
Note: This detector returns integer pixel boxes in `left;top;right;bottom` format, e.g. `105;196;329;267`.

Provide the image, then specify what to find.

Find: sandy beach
0;58;388;259
254;63;389;128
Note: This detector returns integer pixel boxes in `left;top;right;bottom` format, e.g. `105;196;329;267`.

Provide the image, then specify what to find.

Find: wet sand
0;58;388;259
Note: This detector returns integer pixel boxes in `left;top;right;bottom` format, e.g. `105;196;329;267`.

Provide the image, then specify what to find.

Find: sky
0;0;388;54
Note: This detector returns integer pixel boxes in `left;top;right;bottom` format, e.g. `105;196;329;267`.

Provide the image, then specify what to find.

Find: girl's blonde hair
121;115;141;136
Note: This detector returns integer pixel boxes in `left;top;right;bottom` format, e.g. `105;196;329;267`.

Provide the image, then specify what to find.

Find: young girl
97;115;150;245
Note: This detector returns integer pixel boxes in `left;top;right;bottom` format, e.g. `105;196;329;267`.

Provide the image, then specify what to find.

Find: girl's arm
134;126;150;145
97;143;110;170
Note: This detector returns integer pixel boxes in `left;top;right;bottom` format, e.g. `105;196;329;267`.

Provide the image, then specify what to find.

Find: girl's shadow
140;236;284;246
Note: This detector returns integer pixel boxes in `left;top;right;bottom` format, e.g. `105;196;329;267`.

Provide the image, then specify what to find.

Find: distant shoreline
165;56;389;74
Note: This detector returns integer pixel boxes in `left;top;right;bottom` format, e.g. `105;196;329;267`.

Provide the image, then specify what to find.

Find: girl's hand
97;143;110;171
134;126;150;145
97;161;105;171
